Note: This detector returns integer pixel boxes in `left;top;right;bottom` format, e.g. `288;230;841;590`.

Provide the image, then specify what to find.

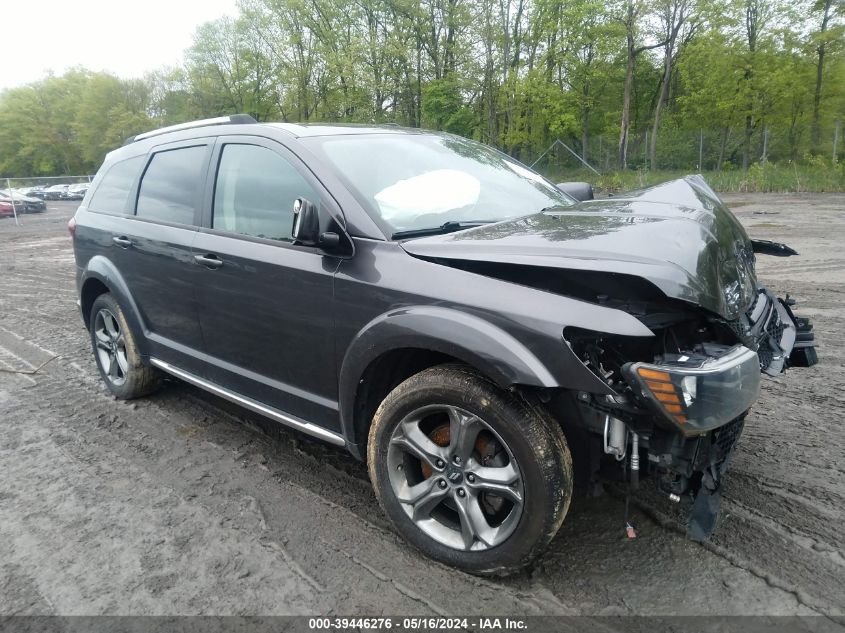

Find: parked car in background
23;186;50;200
65;183;90;200
44;184;70;200
0;200;14;218
0;192;27;215
0;190;47;213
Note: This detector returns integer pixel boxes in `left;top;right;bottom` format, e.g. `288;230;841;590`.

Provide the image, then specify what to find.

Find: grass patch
547;161;845;194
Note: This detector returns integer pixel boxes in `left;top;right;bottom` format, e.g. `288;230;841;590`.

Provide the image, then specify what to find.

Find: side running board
149;358;346;447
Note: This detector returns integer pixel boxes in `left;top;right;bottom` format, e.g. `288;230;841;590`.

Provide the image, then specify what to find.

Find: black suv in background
71;115;815;575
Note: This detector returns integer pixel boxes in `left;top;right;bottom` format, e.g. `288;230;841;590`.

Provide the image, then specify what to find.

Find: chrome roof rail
124;114;257;145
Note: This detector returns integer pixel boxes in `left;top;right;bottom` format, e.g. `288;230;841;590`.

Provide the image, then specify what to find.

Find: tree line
0;0;842;178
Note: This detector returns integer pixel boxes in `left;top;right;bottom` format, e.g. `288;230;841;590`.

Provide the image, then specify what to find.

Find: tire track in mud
779;260;844;271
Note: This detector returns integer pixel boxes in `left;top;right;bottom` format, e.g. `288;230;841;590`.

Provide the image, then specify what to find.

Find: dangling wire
623;452;637;539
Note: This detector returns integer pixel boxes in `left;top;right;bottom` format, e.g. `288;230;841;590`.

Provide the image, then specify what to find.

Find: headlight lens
623;346;761;435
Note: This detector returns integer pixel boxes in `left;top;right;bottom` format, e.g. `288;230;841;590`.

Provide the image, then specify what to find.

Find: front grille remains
766;310;785;342
725;317;753;347
715;416;744;455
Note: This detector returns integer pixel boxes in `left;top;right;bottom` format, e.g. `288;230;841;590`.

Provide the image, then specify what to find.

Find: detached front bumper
623;345;761;436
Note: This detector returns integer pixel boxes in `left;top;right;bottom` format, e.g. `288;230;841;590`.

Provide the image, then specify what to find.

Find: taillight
67;216;77;238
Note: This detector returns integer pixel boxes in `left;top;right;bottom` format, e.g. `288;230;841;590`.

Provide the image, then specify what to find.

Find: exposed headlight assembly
623;345;761;436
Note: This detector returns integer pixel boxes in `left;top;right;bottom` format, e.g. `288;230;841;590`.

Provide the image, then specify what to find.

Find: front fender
80;256;149;357
342;304;557;387
337;305;616;452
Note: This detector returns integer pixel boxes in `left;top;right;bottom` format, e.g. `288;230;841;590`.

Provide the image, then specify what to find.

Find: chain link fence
530;122;843;181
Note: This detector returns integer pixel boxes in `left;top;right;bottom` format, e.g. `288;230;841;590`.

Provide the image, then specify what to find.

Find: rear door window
212;143;317;241
136;145;207;225
87;156;144;215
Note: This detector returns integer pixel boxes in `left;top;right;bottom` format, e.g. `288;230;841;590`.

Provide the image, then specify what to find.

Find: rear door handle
194;254;223;269
112;236;132;248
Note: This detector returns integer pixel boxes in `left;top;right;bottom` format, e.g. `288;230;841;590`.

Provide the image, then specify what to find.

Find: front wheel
368;364;572;575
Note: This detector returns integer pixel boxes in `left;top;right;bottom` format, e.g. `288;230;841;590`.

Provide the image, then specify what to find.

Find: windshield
303;133;574;236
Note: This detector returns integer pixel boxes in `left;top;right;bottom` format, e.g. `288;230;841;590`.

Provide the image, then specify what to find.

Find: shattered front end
622;344;761;539
563;283;816;541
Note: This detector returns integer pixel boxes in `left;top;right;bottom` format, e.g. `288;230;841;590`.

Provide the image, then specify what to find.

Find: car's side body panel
76;251;149;354
190;229;343;430
75;217;210;377
115;220;203;355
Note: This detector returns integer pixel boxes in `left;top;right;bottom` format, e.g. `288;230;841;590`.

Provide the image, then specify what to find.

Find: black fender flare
339;305;567;455
79;256;149;357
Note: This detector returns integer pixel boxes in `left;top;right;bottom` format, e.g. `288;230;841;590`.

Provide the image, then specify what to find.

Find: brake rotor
419;424;496;478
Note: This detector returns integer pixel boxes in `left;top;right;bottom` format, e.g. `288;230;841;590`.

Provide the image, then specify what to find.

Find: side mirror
556;182;594;202
292;198;320;245
291;197;342;249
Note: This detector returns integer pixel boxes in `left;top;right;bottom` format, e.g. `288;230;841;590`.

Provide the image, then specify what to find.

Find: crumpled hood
400;175;758;320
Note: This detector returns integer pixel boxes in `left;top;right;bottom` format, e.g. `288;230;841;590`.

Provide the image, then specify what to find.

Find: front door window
213;143;317;241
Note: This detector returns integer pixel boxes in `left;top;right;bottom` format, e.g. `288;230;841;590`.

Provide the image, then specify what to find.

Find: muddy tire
89;293;161;399
367;363;572;576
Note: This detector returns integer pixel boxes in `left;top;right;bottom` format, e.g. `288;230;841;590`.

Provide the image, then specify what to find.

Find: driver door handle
112;236;132;248
194;253;223;270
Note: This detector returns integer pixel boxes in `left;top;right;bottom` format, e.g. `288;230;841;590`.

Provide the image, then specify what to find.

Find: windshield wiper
392;220;493;240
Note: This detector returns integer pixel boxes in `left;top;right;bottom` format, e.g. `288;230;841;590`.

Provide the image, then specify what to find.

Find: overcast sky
1;0;239;91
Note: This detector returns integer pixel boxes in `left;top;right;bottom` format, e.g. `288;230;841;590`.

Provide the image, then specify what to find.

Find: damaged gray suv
71;115;817;575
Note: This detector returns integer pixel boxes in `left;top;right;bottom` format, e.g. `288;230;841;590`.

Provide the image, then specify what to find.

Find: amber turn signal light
637;368;671;382
636;366;686;424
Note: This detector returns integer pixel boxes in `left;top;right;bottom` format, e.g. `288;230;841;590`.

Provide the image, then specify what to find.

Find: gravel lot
0;195;843;618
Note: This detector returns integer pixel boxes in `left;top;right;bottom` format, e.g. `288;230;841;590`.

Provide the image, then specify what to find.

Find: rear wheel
368;364;572;575
89;293;161;399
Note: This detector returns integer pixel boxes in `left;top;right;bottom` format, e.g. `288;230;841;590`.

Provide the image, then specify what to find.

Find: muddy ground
0;195;843;618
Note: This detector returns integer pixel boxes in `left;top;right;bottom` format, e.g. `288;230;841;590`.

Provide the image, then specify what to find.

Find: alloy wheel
93;308;129;386
386;404;524;551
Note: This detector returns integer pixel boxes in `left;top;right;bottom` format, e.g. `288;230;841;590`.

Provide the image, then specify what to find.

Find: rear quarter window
87;156;144;215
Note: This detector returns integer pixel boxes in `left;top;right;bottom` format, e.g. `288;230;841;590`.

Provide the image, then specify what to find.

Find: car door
191;136;341;431
116;140;211;372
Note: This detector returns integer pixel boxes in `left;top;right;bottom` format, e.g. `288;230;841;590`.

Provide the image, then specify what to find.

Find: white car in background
65;183;90;200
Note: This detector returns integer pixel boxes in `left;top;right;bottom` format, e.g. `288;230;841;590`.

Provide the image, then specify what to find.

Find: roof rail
124;114;257;145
